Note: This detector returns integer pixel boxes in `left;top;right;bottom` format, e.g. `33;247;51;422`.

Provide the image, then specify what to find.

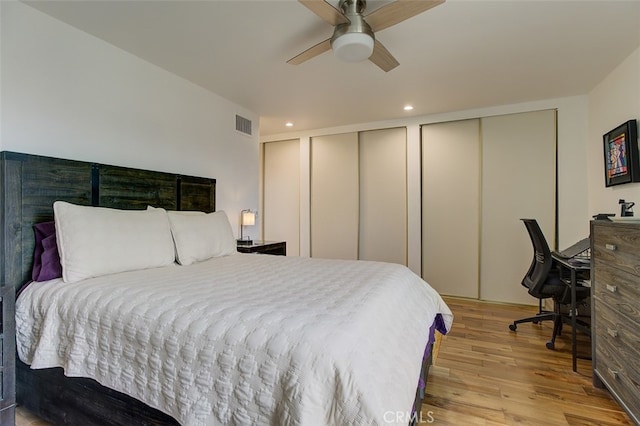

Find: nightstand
237;241;286;256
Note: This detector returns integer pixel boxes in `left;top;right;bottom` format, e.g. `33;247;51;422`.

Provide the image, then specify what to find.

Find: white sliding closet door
359;128;407;265
263;139;300;256
480;110;556;304
422;119;481;298
311;133;359;260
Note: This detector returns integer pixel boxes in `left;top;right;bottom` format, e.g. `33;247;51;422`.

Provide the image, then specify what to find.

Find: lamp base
237;238;253;246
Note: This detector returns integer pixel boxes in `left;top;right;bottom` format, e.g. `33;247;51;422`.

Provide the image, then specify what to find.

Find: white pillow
167;210;236;265
147;205;204;216
54;201;175;283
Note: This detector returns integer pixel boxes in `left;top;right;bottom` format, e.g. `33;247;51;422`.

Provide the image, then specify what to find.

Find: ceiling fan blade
369;40;399;72
287;38;332;65
299;0;350;26
365;0;445;32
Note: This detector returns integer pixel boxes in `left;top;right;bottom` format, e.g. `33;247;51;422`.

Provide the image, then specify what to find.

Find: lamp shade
332;32;374;62
241;210;256;226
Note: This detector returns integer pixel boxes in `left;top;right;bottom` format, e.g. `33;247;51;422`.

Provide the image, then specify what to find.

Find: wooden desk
551;254;591;372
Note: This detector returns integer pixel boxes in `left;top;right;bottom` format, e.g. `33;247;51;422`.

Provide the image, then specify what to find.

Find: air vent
235;115;252;136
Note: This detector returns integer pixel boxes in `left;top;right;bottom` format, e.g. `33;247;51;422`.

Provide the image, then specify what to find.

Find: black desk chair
508;219;589;349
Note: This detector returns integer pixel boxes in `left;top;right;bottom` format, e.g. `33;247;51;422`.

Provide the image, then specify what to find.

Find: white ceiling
24;0;640;136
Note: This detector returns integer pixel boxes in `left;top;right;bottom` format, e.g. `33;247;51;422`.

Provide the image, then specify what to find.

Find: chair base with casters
509;268;567;333
545;299;563;350
545;286;591;350
508;297;555;331
509;279;590;351
509;299;564;350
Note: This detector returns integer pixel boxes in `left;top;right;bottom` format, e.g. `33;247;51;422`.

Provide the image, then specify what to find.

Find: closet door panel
422;119;481;298
480;110;556;304
310;133;359;259
263;139;300;256
359;128;407;265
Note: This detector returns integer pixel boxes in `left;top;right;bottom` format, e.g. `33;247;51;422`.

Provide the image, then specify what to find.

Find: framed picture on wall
603;119;639;187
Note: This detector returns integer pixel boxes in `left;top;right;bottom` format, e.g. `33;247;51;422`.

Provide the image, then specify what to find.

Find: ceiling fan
287;0;445;72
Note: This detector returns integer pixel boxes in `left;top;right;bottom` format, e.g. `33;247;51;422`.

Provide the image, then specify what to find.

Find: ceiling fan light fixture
332;32;374;62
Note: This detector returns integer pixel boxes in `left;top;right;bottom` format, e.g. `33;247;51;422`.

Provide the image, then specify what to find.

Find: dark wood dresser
590;220;640;425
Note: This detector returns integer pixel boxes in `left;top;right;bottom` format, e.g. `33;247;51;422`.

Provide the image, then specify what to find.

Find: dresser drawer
596;308;640;418
593;259;640;324
592;224;640;276
596;344;640;419
594;300;640;362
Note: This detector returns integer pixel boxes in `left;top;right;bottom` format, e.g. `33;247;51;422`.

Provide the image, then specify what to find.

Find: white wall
263;96;590;274
588;46;640;217
1;2;260;240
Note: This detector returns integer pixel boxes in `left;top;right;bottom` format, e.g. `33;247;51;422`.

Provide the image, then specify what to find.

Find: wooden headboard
0;151;216;292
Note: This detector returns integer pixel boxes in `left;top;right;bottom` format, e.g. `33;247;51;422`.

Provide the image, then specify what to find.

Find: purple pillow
32;221;62;282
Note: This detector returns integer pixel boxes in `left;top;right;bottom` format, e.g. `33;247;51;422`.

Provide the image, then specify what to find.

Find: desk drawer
593;260;640;324
592;224;640;276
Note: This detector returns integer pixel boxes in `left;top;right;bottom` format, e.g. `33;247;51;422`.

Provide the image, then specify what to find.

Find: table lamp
237;209;256;245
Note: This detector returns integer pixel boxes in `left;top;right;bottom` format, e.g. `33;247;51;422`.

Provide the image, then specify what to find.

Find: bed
1;151;453;425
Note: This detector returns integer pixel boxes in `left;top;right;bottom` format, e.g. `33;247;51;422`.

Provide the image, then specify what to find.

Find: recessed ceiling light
285;122;294;127
403;105;414;111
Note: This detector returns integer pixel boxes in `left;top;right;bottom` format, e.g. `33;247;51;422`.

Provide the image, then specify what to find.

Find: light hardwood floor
16;297;631;425
422;297;632;425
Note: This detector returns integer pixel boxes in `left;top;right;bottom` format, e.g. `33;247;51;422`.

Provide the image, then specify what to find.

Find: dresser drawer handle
607;328;619;338
605;243;617;251
606;284;618;293
608;368;619;379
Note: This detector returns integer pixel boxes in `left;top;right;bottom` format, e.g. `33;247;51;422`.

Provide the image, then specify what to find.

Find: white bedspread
16;254;453;426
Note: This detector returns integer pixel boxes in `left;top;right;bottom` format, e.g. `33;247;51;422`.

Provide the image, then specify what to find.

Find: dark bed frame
1;151;432;425
1;151;215;425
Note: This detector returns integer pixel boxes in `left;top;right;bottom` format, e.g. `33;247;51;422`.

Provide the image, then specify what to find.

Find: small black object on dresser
237;241;286;256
